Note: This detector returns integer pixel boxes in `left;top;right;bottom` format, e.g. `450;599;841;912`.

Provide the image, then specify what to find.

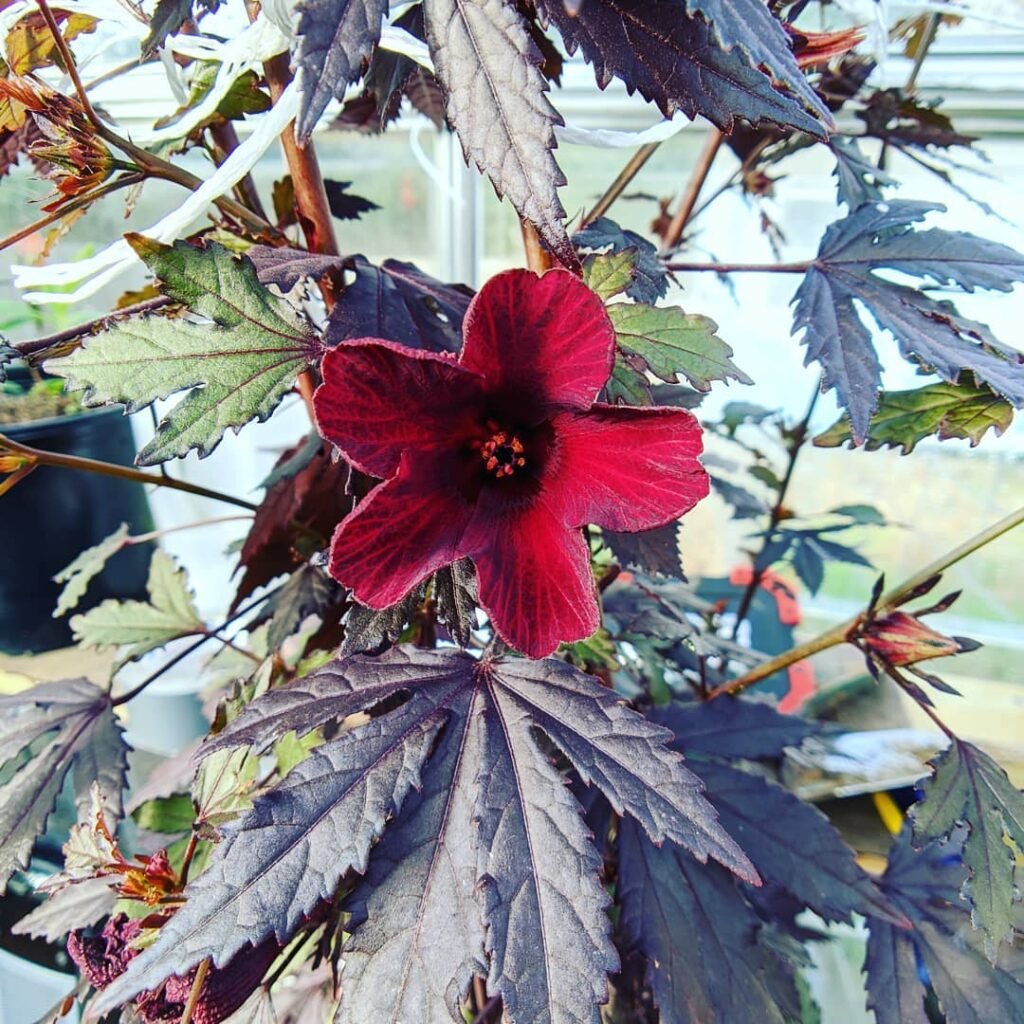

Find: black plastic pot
1;393;154;654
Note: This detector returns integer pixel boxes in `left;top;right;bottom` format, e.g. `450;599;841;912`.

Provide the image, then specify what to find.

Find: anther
477;426;527;478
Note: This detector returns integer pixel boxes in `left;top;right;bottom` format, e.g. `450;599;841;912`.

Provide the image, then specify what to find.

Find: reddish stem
660;129;724;252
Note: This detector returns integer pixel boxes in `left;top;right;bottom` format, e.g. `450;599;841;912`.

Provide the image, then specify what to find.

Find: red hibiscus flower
313;268;709;658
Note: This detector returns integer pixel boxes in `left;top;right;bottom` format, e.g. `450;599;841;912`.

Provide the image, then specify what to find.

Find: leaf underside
424;0;575;268
911;737;1024;955
92;647;753;1023
608;301;751;392
814;378;1014;453
47;240;317;465
70;549;204;667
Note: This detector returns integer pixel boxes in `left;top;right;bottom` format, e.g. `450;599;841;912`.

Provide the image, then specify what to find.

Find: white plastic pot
0;947;78;1024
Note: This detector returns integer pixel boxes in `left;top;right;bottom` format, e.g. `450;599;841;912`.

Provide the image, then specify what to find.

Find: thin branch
0;461;37;497
0;433;259;511
127;514;253;546
208;120;270;224
520;218;554;274
178;833;200;887
580;141;661;229
729;386;820;639
663;259;812;274
111;587;278;706
260;50;337;417
880;12;940;170
212;632;262;662
179;959;210;1024
35;0;101;126
84;56;147;93
708;503;1024;700
0;173;146;256
896;677;956;738
879;503;1024;610
660;128;724;252
35;0;277;239
707;620;852;699
472;978;488;1018
906;13;940;94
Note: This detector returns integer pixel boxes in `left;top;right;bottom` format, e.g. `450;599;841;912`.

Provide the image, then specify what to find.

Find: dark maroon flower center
474;421;527;478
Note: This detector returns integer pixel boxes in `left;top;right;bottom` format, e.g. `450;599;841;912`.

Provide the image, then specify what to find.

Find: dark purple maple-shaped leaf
293;0;389;141
324;256;472;353
618;817;800;1024
830;136;896;210
244;245;347;292
0;679;128;891
651;694;820;761
604;521;684;578
792;200;1024;441
690;760;903;924
654;700;898;924
866;827;1024;1024
323;179;381;220
93;647;755;1022
535;0;832;137
245;247;473;354
424;0;575;267
141;0;219;58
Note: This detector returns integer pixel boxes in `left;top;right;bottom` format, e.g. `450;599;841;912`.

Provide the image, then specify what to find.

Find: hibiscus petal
328;453;474;607
314;340;485;478
465;496;599;659
546;404;709;531
460;269;615;418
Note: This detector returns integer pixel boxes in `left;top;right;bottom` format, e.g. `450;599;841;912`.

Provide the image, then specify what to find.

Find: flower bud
860;610;974;667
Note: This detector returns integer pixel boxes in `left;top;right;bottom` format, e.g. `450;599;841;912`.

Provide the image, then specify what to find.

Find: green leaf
814;380;1014;454
193;747;258;835
560;628;618;672
274;730;324;777
748;464;782;490
582;250;636;301
912;738;1024;958
70;550;204;665
608;302;751;392
132;793;195;835
48;239;319;465
603;356;652;406
52;523;131;617
830;503;886;526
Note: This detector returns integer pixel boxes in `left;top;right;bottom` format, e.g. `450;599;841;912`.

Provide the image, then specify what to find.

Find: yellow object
0;668;33;695
872;791;904;837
